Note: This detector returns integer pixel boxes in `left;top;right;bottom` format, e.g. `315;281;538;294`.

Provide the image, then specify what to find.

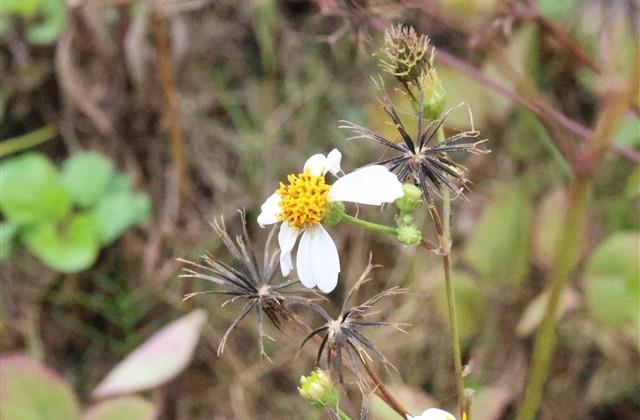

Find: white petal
409;408;457;420
328;165;404;205
296;225;340;293
325;148;342;175
304;153;328;176
278;223;300;276
257;193;281;227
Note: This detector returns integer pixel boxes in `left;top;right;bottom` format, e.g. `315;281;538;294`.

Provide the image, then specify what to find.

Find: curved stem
359;352;409;417
341;213;398;236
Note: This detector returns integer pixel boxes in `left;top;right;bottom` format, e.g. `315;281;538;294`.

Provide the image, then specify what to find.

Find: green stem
436;127;451;240
341;213;398;236
434;125;467;419
0;125;57;158
517;179;589;420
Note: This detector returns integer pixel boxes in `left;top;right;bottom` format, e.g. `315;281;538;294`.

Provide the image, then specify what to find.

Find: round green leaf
95;191;150;245
22;212;101;273
61;152;115;208
0;354;81;420
584;233;640;327
0;153;71;225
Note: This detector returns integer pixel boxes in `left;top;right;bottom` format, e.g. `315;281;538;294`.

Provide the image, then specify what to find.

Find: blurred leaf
626;168;640;199
94;191;151;245
61;152;115;208
26;0;67;45
471;384;512;420
435;270;486;340
0;153;71;225
92;309;207;399
612;117;640;148
0;354;81;420
532;188;586;267
0;221;18;260
538;0;577;21
3;0;43;18
464;182;533;290
82;396;156;420
22;212;101;273
105;173;133;194
584;233;639;327
516;287;579;337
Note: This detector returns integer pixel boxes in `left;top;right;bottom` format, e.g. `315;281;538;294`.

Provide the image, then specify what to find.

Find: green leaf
584;233;640;327
22;212;101;273
435;270;486;340
612;117;640;148
26;0;68;45
94;191;151;245
0;153;71;225
0;222;19;260
82;396;156;420
0;354;81;420
464;182;533;290
61;152;115;208
3;0;44;18
537;0;577;21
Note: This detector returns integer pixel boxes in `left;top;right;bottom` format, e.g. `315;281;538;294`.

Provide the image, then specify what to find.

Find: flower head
407;408;457;420
380;25;433;86
340;96;489;203
179;212;314;359
257;148;403;293
298;369;338;409
300;261;407;382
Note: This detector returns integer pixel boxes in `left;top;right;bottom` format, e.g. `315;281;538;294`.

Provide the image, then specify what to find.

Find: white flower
407;408;457;420
257;148;403;293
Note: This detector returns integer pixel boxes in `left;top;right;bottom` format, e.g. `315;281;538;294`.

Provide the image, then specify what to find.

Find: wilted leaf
92;309;207;399
584;233;639;327
0;354;81;420
61;152;115;208
94;191;151;245
82;396;156;420
435;270;486;340
464;182;533;291
516;287;579;337
0;221;18;260
0;153;71;225
22;212;101;273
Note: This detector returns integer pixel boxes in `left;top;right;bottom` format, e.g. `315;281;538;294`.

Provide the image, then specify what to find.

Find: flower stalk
341;213;399;236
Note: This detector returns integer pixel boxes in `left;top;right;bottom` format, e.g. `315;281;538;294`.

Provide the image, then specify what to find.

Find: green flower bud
395;183;423;212
322;201;345;226
298;369;338;409
421;69;447;120
397;212;415;226
397;224;422;246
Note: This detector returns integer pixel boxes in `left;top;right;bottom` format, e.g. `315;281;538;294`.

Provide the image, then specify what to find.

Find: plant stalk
431;126;467;420
516;179;588;420
341;213;399;236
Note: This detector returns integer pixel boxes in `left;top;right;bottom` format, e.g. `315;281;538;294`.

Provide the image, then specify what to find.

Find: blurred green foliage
2;0;67;44
0;152;150;272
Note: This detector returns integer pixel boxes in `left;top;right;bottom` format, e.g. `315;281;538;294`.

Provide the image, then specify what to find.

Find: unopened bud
298;369;338;409
322;201;345;226
395;183;423;212
421;69;447;120
397;224;422;246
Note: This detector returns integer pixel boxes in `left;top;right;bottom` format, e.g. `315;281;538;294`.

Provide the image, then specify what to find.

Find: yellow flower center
276;170;330;229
